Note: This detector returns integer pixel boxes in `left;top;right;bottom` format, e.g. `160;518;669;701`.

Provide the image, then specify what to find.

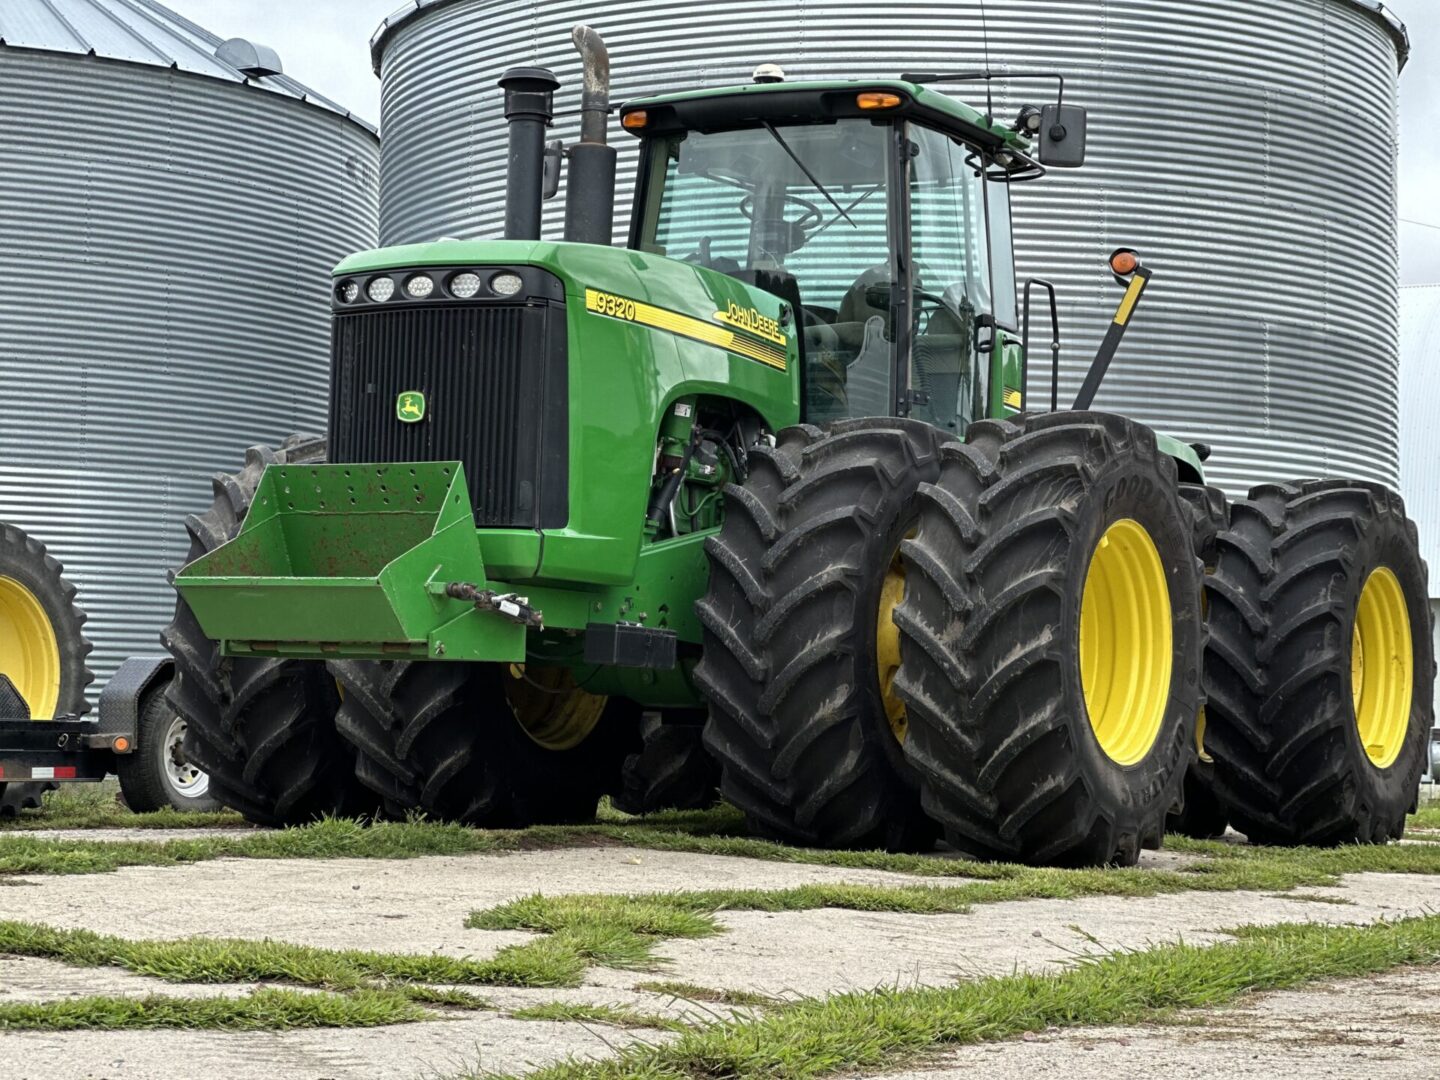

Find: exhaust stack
563;25;616;246
498;66;559;241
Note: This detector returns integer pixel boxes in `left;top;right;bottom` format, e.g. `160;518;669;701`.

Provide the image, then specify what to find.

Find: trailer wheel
697;419;945;851
895;412;1203;866
613;711;719;815
1203;480;1434;845
116;679;221;813
331;660;633;825
1167;484;1232;839
162;437;373;827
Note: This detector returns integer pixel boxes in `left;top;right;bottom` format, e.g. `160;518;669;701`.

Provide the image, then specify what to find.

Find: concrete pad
874;966;1440;1079
0;1013;669;1080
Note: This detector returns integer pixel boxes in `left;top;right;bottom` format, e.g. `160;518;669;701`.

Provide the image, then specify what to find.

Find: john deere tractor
164;28;1434;863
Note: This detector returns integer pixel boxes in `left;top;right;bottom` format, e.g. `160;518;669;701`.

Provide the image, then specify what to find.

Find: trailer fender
97;656;174;751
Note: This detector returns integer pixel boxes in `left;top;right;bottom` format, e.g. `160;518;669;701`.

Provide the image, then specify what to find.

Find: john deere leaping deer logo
396;391;426;423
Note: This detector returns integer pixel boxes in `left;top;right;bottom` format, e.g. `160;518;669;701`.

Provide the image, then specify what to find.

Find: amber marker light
112;736;131;753
621;110;648;130
857;92;902;110
1109;249;1140;275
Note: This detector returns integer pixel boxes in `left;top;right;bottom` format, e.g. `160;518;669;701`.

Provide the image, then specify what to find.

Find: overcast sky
190;0;1438;284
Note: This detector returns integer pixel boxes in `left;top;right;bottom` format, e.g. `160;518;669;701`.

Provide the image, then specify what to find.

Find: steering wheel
739;192;824;232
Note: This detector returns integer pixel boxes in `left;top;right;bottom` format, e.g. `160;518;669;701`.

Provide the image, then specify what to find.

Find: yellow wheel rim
1351;566;1413;770
505;665;608;751
1079;519;1173;766
0;576;62;720
876;544;908;743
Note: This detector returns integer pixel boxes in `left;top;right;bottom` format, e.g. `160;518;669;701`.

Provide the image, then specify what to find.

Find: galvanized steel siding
0;48;379;692
377;0;1402;499
1401;285;1440;590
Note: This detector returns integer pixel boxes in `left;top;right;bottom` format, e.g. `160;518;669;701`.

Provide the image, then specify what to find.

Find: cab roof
620;79;1029;151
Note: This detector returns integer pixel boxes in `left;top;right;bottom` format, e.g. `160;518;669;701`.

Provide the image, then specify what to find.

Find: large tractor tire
696;418;945;851
1203;479;1434;846
0;522;94;816
612;711;720;816
895;412;1203;866
0;522;93;721
331;660;634;826
1167;484;1232;839
162;437;372;827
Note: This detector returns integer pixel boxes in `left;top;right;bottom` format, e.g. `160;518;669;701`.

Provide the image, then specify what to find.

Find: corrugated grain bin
0;0;380;690
1400;283;1440;768
372;0;1407;497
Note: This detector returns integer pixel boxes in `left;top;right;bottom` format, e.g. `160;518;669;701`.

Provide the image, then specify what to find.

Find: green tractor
164;28;1434;863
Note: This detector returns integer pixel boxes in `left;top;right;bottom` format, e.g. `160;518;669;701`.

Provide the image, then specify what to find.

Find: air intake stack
498;66;559;241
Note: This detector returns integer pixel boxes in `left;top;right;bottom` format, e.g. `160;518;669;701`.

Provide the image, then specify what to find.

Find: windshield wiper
762;122;857;230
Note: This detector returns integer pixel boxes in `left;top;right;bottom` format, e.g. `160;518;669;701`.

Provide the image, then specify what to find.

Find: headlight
336;280;360;304
406;274;435;299
367;276;396;303
490;272;523;297
450;272;482;299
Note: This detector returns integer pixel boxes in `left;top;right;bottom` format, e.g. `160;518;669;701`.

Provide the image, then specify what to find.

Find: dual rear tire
1202;480;1433;844
697;412;1205;864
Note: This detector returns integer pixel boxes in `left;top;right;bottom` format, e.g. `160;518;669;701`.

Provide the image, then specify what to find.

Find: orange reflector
1110;250;1140;275
621;110;648;130
112;736;130;753
857;92;903;110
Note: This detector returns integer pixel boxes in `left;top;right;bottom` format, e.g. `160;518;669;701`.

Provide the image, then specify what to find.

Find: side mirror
543;139;565;200
1038;104;1087;168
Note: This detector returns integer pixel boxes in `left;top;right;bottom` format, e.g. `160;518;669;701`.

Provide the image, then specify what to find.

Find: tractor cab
622;79;1070;434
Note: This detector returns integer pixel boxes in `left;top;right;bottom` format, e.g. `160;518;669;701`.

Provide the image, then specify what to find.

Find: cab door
901;123;1021;431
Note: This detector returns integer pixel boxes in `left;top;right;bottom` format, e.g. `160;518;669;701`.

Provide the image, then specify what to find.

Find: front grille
328;297;568;528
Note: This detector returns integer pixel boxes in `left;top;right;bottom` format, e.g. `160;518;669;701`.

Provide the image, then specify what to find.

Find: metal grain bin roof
0;15;379;693
1401;285;1440;591
371;0;1406;501
0;0;375;130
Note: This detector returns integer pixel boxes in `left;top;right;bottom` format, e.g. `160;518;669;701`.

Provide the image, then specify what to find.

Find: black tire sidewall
1060;454;1201;827
119;683;221;813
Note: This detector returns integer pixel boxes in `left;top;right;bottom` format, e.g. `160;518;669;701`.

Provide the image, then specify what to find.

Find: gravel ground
1;844;1438;1078
872;965;1440;1079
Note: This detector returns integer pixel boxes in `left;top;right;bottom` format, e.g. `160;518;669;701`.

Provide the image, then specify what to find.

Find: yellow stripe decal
1002;387;1023;409
1113;275;1147;327
585;288;788;372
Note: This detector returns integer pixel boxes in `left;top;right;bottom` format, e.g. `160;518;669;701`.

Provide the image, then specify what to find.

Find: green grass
634;982;783;1010
511;1001;689;1033
0;807;751;877
0;987;427;1031
474;913;1440;1080
6;792;1440;880
1410;801;1440;831
3;780;245;831
0;919;584;990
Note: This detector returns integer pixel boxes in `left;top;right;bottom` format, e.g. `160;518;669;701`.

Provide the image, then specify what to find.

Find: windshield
636;120;896;424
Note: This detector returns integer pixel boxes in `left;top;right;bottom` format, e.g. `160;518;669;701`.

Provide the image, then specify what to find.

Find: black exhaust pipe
498;66;559;241
564;26;616;246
